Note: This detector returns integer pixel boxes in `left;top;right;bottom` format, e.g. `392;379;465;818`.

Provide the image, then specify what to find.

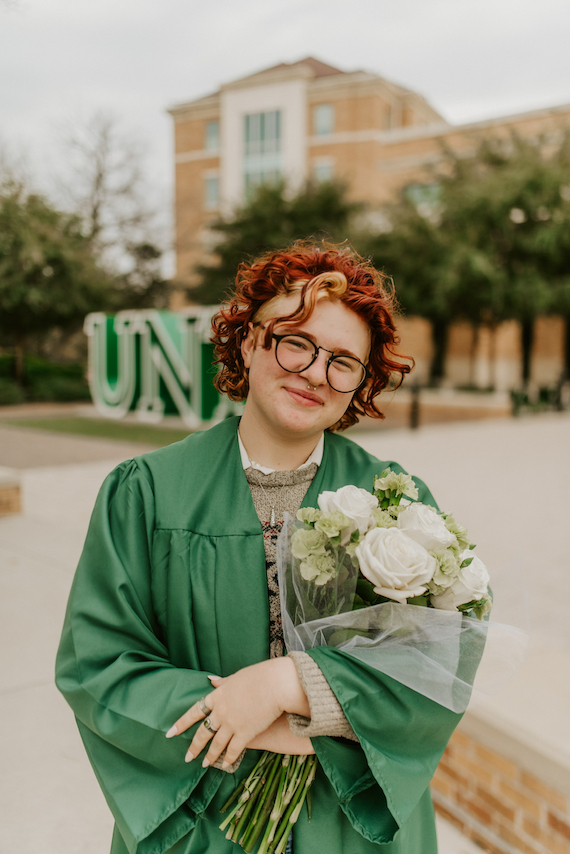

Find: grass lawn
9;417;192;447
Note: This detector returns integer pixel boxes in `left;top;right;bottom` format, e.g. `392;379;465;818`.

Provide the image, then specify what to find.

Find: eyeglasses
272;333;371;393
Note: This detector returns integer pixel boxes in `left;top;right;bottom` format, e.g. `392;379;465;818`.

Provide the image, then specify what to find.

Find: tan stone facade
168;57;446;288
168;57;570;388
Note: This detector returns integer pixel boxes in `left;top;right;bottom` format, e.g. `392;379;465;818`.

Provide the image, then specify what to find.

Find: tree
191;180;361;304
58;111;170;309
361;194;452;383
0;178;116;381
439;136;568;383
364;133;570;385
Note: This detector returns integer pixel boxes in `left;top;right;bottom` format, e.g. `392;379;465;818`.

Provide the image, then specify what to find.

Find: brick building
168;58;570;390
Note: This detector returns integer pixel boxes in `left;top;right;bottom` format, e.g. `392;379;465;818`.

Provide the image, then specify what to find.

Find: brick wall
432;727;570;854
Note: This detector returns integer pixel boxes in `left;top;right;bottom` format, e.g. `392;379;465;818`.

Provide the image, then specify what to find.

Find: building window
243;110;282;193
205;120;219;153
383;105;392;131
405;182;441;220
312;158;334;183
313;104;335;136
204;173;219;210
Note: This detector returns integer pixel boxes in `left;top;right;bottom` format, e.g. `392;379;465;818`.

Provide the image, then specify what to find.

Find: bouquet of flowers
290;469;491;620
219;469;491;853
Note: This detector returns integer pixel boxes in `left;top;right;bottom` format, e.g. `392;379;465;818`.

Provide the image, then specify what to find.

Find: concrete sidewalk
2;412;569;853
354;412;570;821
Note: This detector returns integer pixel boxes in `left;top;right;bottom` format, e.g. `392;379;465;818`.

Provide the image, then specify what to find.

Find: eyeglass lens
275;335;366;393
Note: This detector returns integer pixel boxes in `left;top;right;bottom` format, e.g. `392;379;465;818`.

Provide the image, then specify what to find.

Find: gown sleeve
300;473;465;845
55;460;221;854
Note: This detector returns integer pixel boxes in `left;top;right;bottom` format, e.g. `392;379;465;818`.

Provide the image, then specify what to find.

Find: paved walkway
0;422;159;468
1;412;569;853
355;412;570;788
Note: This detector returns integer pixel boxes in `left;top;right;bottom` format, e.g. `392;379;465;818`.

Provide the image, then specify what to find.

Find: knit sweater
214;465;356;772
244;465;357;744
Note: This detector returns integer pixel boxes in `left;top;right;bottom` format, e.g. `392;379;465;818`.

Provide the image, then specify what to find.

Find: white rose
430;551;490;611
355;527;436;603
318;485;378;545
397;503;456;551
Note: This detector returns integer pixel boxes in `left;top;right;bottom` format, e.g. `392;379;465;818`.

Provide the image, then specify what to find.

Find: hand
166;658;310;769
247;714;315;756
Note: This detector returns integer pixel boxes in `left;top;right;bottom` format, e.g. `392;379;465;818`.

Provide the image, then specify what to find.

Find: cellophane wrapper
277;516;527;713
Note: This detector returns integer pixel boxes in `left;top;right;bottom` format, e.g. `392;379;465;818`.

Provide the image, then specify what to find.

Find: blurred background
1;2;569;854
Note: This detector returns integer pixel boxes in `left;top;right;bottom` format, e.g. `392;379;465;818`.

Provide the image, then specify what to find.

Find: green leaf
460;556;474;568
457;600;478;612
406;594;429;606
356;576;376;605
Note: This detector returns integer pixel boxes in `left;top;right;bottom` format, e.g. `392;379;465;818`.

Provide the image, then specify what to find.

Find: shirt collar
238;432;324;474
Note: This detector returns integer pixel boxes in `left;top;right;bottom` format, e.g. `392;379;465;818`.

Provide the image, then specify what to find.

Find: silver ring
203;716;219;733
198;696;212;717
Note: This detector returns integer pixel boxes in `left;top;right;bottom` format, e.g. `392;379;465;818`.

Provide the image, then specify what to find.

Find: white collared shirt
238;433;324;474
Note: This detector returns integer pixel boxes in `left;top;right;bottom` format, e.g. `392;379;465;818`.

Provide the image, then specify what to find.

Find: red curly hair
211;242;411;431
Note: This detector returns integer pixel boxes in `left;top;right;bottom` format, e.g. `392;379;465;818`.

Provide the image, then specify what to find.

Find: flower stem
271;756;317;854
219;752;318;853
256;757;291;854
219;752;271;832
245;757;284;854
241;754;282;852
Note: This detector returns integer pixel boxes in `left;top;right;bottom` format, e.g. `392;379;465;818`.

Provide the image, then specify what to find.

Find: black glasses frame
271;333;371;393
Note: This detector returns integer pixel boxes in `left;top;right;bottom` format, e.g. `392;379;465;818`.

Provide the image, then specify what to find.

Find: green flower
372;507;398;528
314;510;351;539
473;595;493;620
442;512;470;551
299;552;336;586
296;507;322;524
374;470;419;501
291;528;327;560
428;548;461;590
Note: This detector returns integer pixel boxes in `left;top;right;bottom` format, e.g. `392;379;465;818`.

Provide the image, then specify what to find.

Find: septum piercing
307;383;318;391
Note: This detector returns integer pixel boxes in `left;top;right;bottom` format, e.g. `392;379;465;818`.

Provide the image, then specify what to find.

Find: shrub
0;354;90;403
0;377;25;406
28;375;91;402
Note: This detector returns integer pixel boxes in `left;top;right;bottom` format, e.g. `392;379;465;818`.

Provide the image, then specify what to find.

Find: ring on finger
198;696;212;717
203;716;219;733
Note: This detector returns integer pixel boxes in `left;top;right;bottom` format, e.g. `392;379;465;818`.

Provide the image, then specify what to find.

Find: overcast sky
2;0;569;216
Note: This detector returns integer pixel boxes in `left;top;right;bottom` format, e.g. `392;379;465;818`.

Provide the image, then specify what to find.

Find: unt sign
84;309;243;429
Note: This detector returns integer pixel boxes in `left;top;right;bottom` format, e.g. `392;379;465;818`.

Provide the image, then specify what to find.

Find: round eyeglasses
272;333;371;393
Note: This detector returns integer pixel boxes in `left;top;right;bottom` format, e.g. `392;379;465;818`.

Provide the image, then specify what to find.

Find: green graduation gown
56;416;463;854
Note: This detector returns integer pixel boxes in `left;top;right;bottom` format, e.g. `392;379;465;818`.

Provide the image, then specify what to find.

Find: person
56;243;464;854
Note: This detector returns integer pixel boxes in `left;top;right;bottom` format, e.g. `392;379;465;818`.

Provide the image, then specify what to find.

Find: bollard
0;467;21;516
410;384;421;430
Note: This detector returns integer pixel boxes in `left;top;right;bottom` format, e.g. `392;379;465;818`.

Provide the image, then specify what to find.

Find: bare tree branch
58;111;157;256
55;110;170;308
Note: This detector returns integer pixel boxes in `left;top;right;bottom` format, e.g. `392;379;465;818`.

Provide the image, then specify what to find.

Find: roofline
167;92;220;117
380;100;570;145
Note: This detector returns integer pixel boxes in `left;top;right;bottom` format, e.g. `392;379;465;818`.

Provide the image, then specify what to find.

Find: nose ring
307;383;318;391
